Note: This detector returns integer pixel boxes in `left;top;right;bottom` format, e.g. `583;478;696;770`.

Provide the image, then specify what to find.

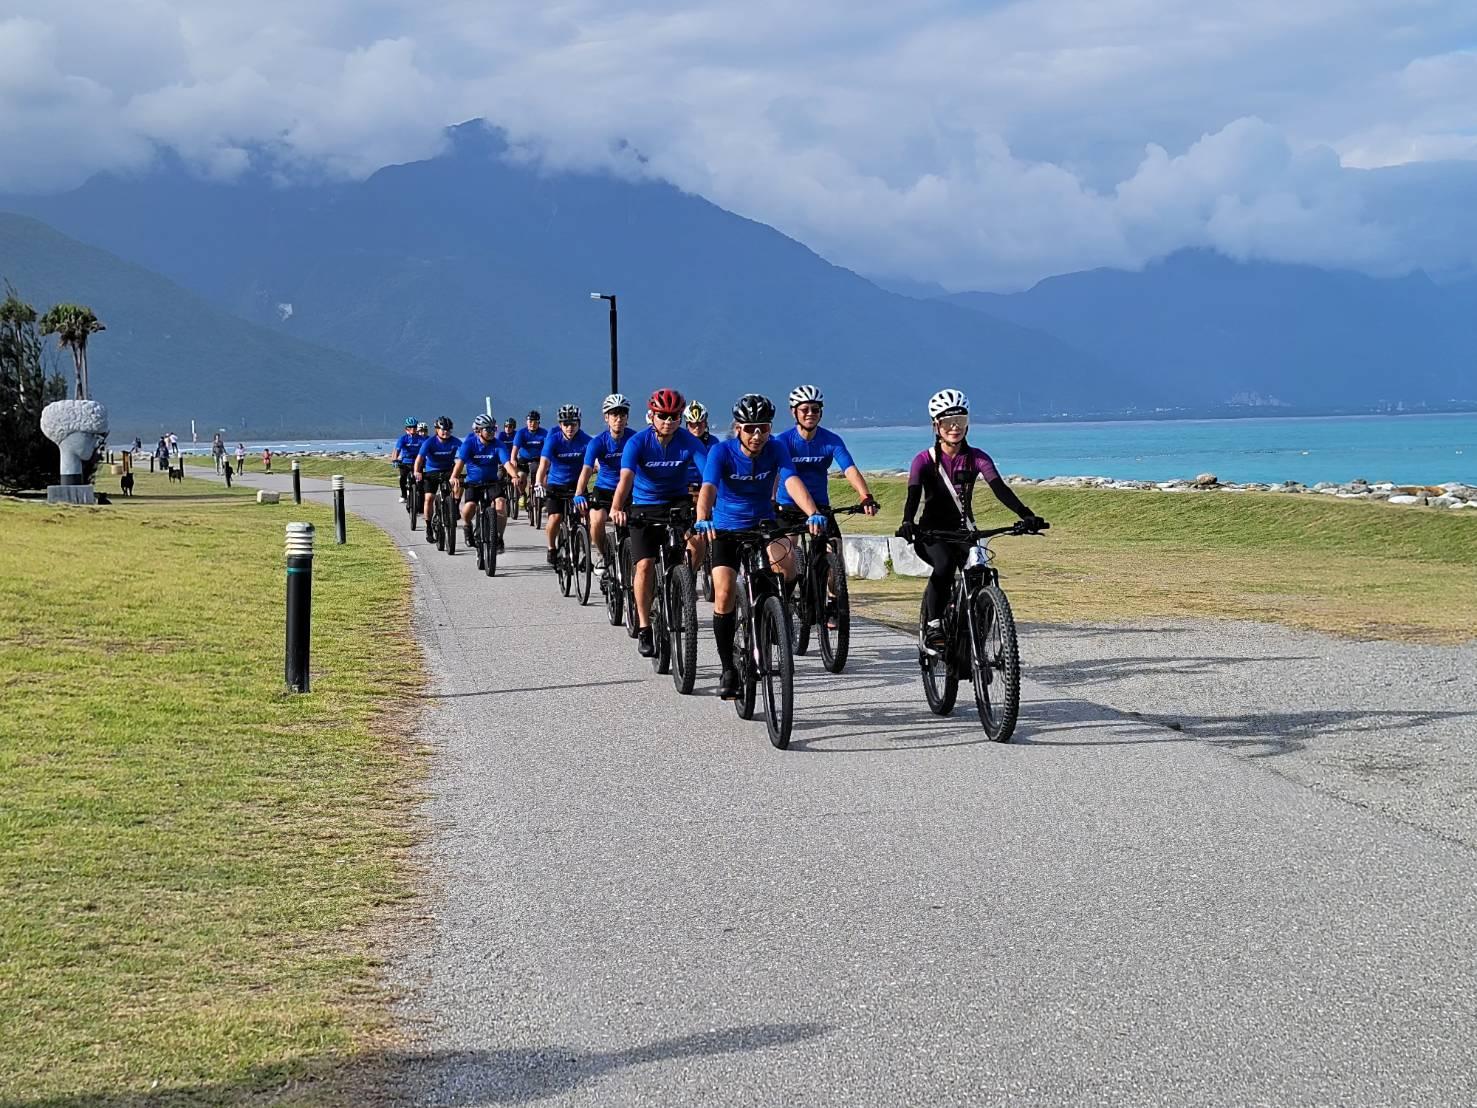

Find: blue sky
3;0;1476;289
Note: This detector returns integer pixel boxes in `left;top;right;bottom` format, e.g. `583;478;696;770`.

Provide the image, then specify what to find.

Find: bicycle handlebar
916;521;1050;543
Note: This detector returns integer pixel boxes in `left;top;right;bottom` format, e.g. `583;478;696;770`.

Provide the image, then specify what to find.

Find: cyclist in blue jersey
683;400;719;568
509;410;548;512
694;393;827;699
775;384;879;627
392;417;426;503
534;404;594;566
611;388;712;657
451;414;509;553
573;393;635;569
498;418;518;451
414;416;462;544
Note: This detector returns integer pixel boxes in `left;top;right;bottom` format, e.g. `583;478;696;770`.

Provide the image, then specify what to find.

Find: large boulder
887;537;931;577
842;536;889;580
1388;494;1425;506
1194;473;1219;487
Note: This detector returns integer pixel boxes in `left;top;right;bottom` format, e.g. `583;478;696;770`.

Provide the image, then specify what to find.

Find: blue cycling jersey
620;426;710;506
685;431;719;485
512;426;548;463
417;433;462;473
774;426;855;506
456;433;508;484
541;428;592;487
702;437;797;530
394;432;427;465
584;427;636;490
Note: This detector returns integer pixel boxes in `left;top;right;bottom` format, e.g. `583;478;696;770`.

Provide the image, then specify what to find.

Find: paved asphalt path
239;471;1476;1106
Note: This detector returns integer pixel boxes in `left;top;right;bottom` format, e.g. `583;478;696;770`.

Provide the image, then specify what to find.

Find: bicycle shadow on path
2;1023;832;1108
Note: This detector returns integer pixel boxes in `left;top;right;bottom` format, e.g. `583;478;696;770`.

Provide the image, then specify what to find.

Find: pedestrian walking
236;443;246;472
263;447;273;473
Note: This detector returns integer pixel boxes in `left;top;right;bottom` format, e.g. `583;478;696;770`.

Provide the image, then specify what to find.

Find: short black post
332;474;347;544
291;460;302;504
285;522;314;693
149;455;155;473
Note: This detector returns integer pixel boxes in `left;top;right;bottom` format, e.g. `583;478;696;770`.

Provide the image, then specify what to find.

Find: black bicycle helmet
732;393;776;424
526;409;541;421
434;415;453;431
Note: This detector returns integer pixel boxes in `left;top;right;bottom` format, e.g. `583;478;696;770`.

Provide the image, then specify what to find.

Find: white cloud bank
3;0;1477;289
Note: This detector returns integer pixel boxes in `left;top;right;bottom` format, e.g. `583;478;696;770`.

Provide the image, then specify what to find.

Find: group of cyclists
391;385;1049;744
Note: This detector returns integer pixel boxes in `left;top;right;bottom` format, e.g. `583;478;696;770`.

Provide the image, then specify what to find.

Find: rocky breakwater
1002;474;1477;510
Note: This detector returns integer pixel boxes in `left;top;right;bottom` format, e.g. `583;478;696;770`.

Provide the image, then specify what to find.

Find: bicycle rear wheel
733;584;757;720
408;479;419;531
651;600;672;675
433;497;445;551
574;527;593;605
670;564;697;694
444;496;457;556
530;492;543;529
758;595;795;749
970;583;1021;741
789;546;811;656
701;544;715;603
818;540;850;673
918;595;957;715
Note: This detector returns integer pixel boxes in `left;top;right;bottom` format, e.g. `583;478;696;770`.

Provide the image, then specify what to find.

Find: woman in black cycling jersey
895;389;1046;649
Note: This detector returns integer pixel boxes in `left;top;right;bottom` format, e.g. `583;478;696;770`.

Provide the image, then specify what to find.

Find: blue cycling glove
572;495;588;511
807;514;828;529
694;519;715;535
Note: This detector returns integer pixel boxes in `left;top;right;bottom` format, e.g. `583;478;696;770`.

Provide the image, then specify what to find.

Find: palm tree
40;303;105;400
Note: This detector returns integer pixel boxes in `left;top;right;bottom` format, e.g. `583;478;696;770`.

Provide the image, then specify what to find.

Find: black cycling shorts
627;503;690;563
462;481;504;506
586;486;616;510
545;484;576;516
421;471;450;493
709;534;744;571
776;503;839;538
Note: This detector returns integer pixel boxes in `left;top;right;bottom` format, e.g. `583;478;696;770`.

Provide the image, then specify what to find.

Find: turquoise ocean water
186;413;1477;486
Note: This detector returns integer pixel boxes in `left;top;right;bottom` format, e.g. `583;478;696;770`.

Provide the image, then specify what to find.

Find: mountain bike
629;505;699;693
465;482;499;577
553;500;593;603
616;526;639;638
788;503;867;673
432;477;459;556
914;521;1047;741
527;470;545;529
405;469;421;532
397;462;416;518
599;519;628;627
724;521;808;749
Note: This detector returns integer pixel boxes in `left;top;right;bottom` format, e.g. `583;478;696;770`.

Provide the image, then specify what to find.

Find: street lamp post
590;292;618;395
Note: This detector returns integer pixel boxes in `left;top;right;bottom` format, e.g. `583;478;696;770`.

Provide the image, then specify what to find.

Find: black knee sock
713;611;737;669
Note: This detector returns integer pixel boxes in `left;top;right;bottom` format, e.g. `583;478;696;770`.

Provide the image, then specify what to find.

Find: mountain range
2;120;1474;437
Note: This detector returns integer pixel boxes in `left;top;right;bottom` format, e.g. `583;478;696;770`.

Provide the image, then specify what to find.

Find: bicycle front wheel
734;585;757;720
557;532;573;596
483;508;498;577
670;564;698;694
445;498;457;556
620;537;640;639
758;595;795;748
818;540;850;673
574;527;593;606
970;583;1021;741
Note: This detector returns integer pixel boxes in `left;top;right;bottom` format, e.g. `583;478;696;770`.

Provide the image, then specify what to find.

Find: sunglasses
937;416;970;432
795;404;823;415
652;411;681;423
560;419;580;427
739;422;772;435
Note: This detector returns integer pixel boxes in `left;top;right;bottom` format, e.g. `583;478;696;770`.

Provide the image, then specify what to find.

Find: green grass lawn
837;476;1477;644
191;455;401;488
0;468;421;1105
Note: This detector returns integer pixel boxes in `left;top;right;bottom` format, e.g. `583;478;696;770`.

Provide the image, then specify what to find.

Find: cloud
3;1;1477;288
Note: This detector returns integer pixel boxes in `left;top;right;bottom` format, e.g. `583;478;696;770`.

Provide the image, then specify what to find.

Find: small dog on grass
168;465;183;484
120;472;135;496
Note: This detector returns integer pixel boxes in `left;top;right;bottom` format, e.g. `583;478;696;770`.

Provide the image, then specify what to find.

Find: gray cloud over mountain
3;0;1476;289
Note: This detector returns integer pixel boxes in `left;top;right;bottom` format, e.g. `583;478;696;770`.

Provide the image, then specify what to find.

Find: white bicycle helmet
928;388;970;419
601;393;630;414
472;414;494;432
557;404;582;422
788;384;823;408
685;400;708;423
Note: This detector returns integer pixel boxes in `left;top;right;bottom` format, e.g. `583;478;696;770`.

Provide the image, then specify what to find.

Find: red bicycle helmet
648;387;685;416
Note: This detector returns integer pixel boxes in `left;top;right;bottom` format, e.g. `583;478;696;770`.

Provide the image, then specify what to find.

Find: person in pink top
895;388;1046;649
262;447;273;473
